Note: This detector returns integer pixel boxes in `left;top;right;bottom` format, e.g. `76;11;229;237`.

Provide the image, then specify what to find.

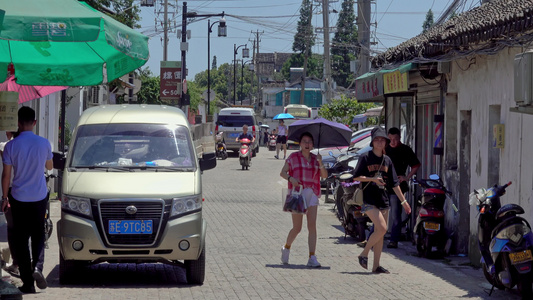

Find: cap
370;127;390;147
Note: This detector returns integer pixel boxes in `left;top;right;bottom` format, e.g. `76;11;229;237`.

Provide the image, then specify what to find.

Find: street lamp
181;1;225;110
207;16;226;118
241;60;253;105
233;44;249;105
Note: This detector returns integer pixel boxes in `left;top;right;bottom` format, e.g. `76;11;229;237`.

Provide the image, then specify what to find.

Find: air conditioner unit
514;51;533;106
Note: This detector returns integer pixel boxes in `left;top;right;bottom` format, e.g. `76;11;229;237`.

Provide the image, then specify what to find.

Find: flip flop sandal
373;266;390;274
358;256;368;270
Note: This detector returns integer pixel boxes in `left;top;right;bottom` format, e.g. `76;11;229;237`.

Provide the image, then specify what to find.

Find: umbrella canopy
0;0;149;86
273;113;295;120
288;118;352;149
0;75;67;103
260;124;269;128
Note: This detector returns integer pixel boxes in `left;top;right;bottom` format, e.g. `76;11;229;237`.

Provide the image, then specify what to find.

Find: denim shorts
361;203;389;214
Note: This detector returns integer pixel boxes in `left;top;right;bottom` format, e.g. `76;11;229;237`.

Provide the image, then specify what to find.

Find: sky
135;0;480;80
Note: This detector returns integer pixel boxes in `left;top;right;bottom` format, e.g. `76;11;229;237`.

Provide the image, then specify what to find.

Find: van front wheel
185;247;205;285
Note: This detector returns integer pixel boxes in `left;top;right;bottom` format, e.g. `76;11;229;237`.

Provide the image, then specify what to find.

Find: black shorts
276;135;287;144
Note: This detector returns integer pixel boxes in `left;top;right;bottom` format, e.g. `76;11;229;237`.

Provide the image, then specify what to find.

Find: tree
281;54;322;80
422;9;434;33
293;0;315;55
212;56;217;70
84;0;141;29
136;67;162;104
317;95;376;130
331;0;358;88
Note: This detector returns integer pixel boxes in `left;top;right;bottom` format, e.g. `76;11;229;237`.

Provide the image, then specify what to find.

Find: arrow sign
160;61;181;101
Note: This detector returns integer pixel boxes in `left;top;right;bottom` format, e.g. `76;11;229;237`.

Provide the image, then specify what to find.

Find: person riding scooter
236;124;255;161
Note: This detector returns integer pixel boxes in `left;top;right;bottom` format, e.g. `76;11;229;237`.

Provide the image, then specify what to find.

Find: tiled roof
373;0;533;68
256;52;292;76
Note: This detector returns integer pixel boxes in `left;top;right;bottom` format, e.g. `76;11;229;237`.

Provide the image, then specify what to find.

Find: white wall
447;48;533;238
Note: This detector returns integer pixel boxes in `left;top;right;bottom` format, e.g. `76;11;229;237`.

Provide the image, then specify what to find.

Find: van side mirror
53;151;66;170
199;152;217;171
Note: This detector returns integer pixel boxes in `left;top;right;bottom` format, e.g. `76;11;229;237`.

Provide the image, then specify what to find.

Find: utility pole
251;30;263;110
163;0;168;60
299;3;313;105
322;0;332;103
180;2;189;108
356;0;371;77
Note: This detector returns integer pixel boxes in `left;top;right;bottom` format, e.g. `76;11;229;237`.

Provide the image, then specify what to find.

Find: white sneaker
307;255;321;268
281;246;290;264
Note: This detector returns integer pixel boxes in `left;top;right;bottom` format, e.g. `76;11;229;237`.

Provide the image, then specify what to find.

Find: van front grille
98;200;166;246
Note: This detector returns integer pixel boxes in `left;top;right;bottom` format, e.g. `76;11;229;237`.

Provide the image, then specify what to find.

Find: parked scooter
268;134;277;151
330;152;369;241
413;174;454;258
216;131;228;160
470;181;533;298
239;138;252;170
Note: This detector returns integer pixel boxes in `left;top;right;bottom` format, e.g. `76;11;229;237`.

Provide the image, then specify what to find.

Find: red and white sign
160;61;181;101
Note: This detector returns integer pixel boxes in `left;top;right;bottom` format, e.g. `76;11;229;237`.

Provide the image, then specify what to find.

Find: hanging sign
383;70;408;94
0;91;19;131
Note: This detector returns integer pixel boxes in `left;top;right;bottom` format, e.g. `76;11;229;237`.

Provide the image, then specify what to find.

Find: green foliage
187;81;202;113
281;53;323;81
293;0;315;55
331;0;358;88
317;95;377;130
193;62;257;106
84;0;141;29
422;9;434;33
136;67;162;104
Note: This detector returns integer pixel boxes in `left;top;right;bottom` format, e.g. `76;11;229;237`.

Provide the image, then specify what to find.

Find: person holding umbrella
279;132;328;267
354;127;411;274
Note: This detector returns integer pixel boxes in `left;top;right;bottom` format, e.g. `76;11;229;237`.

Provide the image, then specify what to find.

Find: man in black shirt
385;127;420;248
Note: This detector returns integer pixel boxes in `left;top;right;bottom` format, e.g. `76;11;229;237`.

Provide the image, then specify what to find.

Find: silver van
216;107;259;155
55;105;216;285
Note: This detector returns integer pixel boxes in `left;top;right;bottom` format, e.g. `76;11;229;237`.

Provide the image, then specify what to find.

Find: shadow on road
265;264;331;270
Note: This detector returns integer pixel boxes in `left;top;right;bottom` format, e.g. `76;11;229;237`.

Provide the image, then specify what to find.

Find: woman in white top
275;120;288;159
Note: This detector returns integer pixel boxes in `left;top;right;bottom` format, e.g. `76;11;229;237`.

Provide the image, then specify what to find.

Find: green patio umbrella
0;0;149;86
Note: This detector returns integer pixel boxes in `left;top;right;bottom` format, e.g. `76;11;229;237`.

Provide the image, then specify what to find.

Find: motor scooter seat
496;203;524;221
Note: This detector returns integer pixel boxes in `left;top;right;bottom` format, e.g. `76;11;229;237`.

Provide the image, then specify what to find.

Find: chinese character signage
355;73;383;100
493;124;505;148
383;70;408;94
0;92;18;131
160;61;182;103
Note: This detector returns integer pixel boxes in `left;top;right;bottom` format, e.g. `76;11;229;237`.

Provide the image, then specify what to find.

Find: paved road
1;147;522;299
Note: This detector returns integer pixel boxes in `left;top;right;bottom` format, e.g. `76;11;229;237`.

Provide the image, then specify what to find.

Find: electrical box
514;51;533;106
437;61;450;74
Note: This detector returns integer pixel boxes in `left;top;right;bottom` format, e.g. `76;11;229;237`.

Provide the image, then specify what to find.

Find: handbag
351;156;385;206
282;187;308;214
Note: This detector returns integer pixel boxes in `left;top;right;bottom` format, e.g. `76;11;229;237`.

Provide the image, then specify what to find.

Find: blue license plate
229;133;239;138
108;220;153;234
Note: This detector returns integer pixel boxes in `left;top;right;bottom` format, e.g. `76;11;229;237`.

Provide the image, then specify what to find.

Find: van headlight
171;195;202;217
62;195;92;217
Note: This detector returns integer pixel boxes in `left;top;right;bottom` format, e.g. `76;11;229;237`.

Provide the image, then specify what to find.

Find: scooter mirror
328;151;334;157
429;174;440;181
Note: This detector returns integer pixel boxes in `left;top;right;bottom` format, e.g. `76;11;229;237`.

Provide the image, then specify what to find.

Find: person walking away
275;120;288;159
385;127;420;248
354;127;411;274
280;132;328;267
236;124;255;163
263;129;269;147
0;131;20;276
1;107;53;293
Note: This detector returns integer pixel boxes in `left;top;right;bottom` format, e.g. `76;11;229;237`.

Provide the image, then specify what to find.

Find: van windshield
216;115;254;127
69;124;196;170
